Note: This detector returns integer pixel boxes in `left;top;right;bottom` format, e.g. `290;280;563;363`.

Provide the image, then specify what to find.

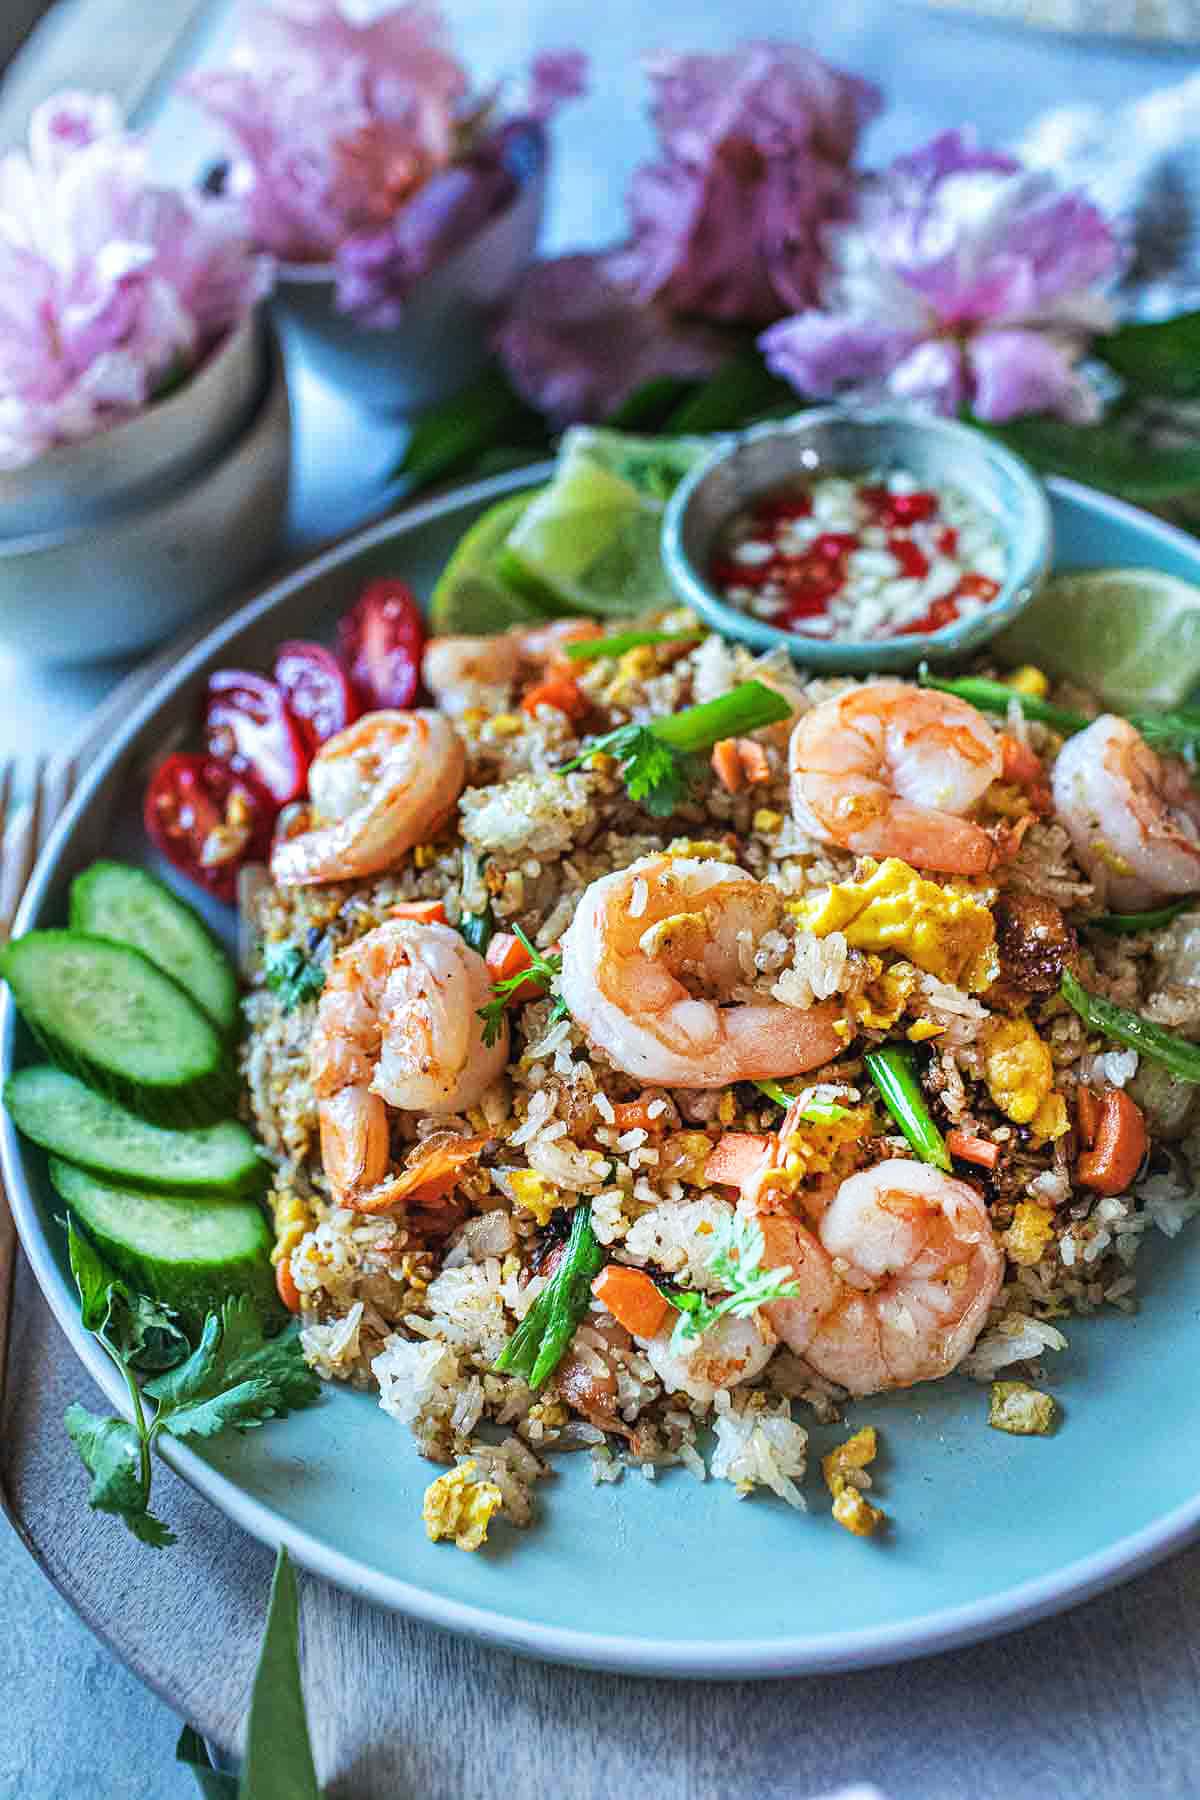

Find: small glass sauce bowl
661;408;1053;673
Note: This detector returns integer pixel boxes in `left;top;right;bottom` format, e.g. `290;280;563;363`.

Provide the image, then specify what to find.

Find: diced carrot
390;899;448;924
1076;1088;1147;1196
275;1256;301;1314
350;1133;491;1214
1075;1084;1100;1149
946;1129;1000;1170
704;1133;771;1188
735;737;771;785
521;674;589;721
591;1264;670;1340
485;930;543;1004
612;1097;665;1134
711;737;744;793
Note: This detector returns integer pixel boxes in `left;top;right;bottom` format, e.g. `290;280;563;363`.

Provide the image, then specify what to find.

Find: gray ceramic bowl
0;322;290;663
0;312;264;539
271;146;545;414
662;408;1054;673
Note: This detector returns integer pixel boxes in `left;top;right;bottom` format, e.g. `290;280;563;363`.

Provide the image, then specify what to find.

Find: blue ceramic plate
6;467;1200;1678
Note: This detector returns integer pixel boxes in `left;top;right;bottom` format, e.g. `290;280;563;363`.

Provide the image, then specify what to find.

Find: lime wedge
996;566;1200;710
501;427;711;616
429;490;559;634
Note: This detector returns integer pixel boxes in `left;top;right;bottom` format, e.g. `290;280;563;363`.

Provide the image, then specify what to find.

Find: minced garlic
422;1459;503;1550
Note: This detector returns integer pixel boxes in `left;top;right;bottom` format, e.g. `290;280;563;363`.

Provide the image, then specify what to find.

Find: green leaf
263;942;326;1013
1094;311;1200;400
147;1300;321;1438
64;1403;174;1547
494;1203;602;1389
973;412;1200;502
394;365;548;493
606;375;701;432
662;1213;800;1351
239;1549;321;1800
66;1216;113;1333
114;1290;191;1374
176;1725;239;1799
662;348;796;434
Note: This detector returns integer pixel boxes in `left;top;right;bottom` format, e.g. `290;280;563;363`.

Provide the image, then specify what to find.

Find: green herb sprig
63;1221;320;1547
864;1044;951;1171
494;1203;602;1389
1091;900;1195;935
917;666;1200;759
263;940;326;1012
458;898;496;955
477;922;565;1047
659;1213;800;1352
1060;968;1200;1084
557;679;791;817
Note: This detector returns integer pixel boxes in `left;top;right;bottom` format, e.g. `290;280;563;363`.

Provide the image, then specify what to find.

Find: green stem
865;1045;951;1171
1060;968;1200;1083
565;628;702;662
650;680;792;752
105;1332;155;1505
494;1203;602;1390
1091;900;1194;934
917;668;1088;735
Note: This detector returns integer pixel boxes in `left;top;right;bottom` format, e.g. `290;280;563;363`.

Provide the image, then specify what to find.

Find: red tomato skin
338;580;426;712
203;670;309;806
143;753;274;903
273;640;360;754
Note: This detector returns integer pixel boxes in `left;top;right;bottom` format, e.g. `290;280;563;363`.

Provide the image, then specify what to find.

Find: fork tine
36;757;75;864
0;759;36;941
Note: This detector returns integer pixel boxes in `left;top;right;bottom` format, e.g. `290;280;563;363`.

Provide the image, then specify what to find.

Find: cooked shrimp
1052;714;1200;910
271;710;464;886
559;854;846;1087
310;918;507;1206
750;1158;1003;1395
789;680;1002;875
421;621;602;716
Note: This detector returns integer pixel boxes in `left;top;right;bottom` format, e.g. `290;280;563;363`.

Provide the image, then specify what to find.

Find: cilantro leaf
145;1300;321;1439
64;1216;188;1371
477;922;564;1048
263;940;326;1012
660;1214;801;1351
64;1403;175;1546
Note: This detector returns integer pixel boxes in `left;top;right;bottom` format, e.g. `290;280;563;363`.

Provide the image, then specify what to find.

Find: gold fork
0;756;77;1421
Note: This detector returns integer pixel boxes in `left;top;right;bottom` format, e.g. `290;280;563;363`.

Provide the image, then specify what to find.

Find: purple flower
606;43;881;325
184;1;468;261
526;50;589;123
761;129;1123;423
493;253;731;428
0;92;267;469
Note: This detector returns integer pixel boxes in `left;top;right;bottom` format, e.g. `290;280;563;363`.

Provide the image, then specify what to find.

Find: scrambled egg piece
1003;1201;1057;1267
666;836;739;863
981;1016;1068;1135
793;858;997;991
823;1427;887;1537
270;1188;314;1264
661;1131;716;1185
855;959;915;1030
988;1381;1058;1436
753;808;783;833
758;1104;878;1203
508;1169;564;1227
639;910;711;965
423;1460;503;1550
1007;666;1049;699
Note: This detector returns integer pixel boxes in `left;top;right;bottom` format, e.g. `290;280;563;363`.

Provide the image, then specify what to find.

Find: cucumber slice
70;861;239;1037
6;1065;263;1197
1;931;234;1124
51;1158;277;1332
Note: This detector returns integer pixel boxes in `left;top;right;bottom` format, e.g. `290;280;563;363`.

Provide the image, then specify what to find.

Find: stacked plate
0;312;291;664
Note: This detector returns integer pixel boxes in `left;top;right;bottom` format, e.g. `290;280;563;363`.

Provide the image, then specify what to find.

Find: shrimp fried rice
241;615;1200;1546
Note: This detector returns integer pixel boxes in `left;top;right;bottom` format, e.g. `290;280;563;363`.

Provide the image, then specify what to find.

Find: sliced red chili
338;579;426;712
752;490;812;525
897;595;961;635
273;640;360;754
203;670;309;806
143;754;275;903
956;572;1001;601
889;535;930;580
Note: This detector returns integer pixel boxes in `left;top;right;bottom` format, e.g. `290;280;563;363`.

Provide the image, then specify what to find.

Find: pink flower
184;1;468;261
493;253;731;428
0;93;267;469
606;43;881;325
761;129;1123;423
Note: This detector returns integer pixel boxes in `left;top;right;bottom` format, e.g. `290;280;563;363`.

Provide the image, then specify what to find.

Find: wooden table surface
6;2;1200;1795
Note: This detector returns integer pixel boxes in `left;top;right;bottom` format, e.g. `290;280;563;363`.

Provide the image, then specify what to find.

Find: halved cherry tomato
203;671;309;805
338;580;425;712
273;640;360;754
143;754;275;903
